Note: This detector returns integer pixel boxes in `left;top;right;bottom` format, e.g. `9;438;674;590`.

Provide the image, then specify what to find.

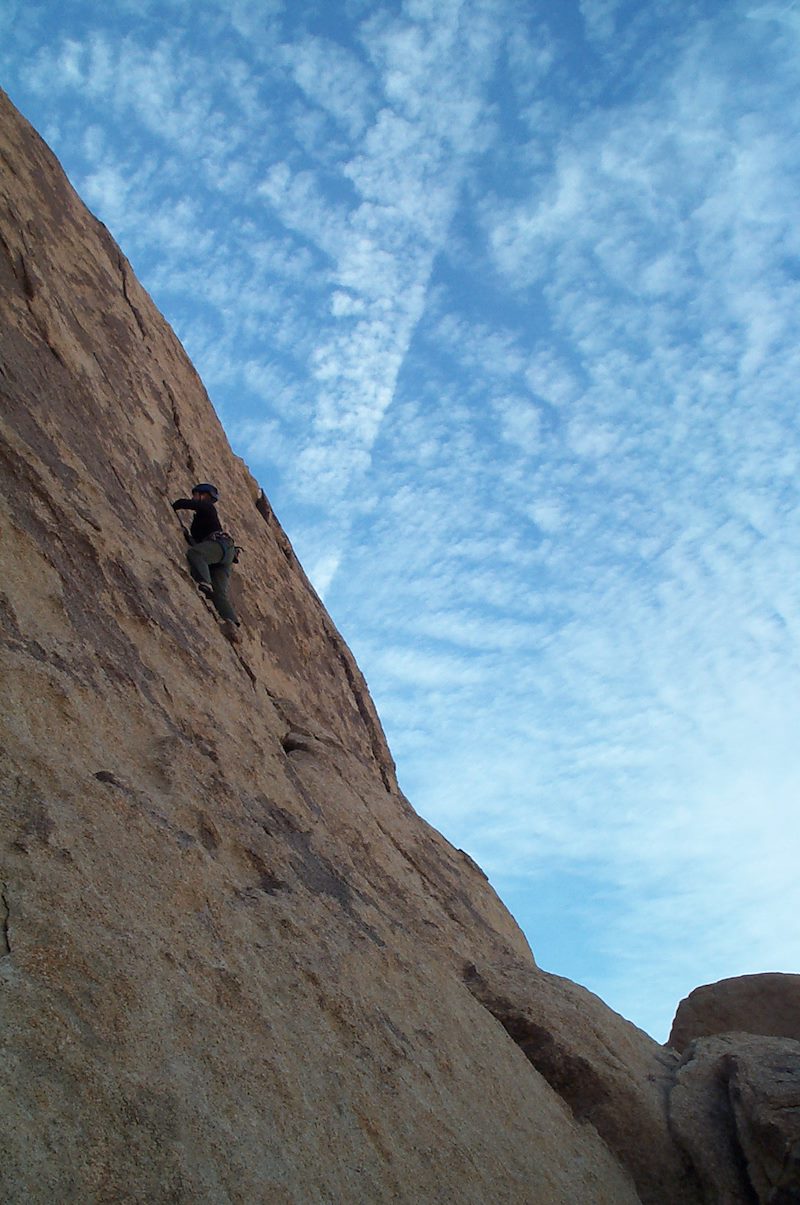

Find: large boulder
669;1034;800;1204
670;975;800;1053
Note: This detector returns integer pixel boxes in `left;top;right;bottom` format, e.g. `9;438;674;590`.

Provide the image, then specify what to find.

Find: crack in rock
118;253;147;338
0;886;11;957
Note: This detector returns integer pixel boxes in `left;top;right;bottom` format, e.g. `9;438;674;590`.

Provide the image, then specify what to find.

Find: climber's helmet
192;483;219;502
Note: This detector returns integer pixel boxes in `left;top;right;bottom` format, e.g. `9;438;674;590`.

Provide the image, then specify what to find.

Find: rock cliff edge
1;90;797;1204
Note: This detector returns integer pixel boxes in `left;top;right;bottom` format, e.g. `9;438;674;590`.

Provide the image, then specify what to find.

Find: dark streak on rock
328;636;395;795
94;770;126;790
0;886;11;957
162;378;197;479
280;759;323;818
18;252;38;300
235;650;258;688
259;801;385;947
464;963;609;1121
197;814;220;853
242;846;287;895
118;253;147;339
281;731;315;754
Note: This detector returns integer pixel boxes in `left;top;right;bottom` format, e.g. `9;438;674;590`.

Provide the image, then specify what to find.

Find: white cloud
747;2;800;31
527;498;563;534
492;395;542;454
285;35;374;139
308;550;342;597
81;164;132;226
330;290;365;317
579;0;623;42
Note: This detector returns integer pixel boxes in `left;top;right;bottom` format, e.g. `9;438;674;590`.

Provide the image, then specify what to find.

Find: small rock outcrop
1;87;798;1204
669;974;800;1052
670;1034;800;1204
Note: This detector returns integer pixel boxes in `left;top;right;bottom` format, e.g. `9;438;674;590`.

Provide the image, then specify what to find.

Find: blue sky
3;0;800;1041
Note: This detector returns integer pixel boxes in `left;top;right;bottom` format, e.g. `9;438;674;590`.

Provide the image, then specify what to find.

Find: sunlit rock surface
1;88;797;1205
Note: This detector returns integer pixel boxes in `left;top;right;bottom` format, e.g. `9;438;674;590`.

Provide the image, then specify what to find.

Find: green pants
186;540;238;624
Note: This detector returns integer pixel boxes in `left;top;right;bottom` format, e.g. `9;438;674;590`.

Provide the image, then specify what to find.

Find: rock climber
172;483;240;637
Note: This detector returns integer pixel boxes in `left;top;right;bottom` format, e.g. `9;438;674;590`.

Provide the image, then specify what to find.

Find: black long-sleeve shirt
172;498;222;543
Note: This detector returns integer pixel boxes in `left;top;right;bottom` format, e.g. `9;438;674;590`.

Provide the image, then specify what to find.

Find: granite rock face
669;1035;800;1204
1;88;797;1204
669;974;800;1053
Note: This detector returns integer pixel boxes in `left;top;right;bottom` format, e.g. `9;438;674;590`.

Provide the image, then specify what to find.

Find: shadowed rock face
669;1035;800;1205
0;88;797;1204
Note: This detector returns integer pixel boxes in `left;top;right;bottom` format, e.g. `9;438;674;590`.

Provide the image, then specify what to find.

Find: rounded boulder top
669;973;800;1052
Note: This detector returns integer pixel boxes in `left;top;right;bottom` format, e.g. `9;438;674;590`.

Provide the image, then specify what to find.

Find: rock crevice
0;887;10;957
